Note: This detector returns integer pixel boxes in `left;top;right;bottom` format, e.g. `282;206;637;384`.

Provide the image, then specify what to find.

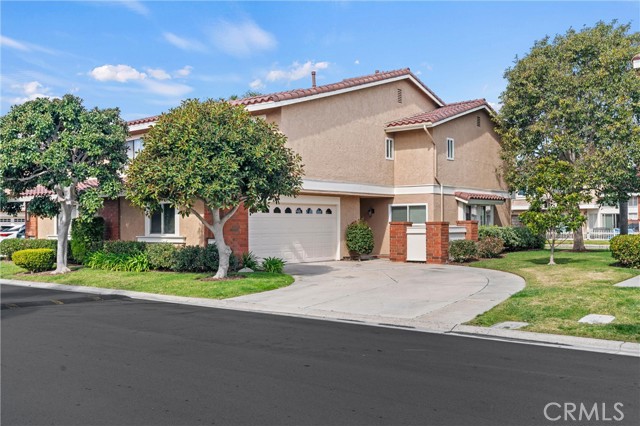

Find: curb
2;278;638;358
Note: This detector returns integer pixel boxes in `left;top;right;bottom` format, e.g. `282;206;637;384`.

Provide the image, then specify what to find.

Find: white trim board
302;179;509;197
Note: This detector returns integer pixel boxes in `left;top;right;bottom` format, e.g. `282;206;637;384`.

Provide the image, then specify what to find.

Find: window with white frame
465;205;493;226
446;138;454;160
126;138;144;160
390;204;427;223
629;196;638;220
385;137;394;160
149;204;176;235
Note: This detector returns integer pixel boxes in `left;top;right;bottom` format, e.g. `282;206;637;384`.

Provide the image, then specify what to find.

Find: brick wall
426;222;449;264
204;204;249;255
456;220;479;241
98;198;121;240
25;210;37;238
389;222;410;262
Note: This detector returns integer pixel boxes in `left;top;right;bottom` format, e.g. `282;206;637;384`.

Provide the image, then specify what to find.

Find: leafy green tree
498;21;640;246
0;95;128;273
125;99;303;278
519;159;591;265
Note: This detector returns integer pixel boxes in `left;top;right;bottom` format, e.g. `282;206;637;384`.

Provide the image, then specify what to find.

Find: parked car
0;224;25;241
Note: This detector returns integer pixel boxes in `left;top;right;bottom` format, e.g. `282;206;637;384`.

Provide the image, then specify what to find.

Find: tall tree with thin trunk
498;21;640;247
125;99;303;279
0;95;128;273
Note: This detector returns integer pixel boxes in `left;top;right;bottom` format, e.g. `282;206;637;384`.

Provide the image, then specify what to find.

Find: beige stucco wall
432;110;505;191
393;130;433;186
360;197;394;256
277;80;439;186
339;196;361;258
120;198;145;241
37;217;55;239
182;200;205;246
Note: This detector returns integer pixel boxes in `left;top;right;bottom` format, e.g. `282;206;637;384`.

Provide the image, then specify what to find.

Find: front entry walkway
227;259;524;331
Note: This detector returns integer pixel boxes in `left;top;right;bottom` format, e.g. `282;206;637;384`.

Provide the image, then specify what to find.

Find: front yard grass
0;261;294;299
467;250;640;342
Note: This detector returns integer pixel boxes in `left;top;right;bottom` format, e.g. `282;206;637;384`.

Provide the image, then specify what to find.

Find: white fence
449;225;467;241
546;228;636;241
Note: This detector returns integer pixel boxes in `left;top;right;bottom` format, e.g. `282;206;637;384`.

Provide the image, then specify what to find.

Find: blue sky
1;1;638;121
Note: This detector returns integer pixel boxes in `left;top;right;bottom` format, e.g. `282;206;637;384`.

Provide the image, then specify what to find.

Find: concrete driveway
227;259;524;331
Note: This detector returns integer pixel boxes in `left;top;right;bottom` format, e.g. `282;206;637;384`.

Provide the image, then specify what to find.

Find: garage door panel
249;202;338;263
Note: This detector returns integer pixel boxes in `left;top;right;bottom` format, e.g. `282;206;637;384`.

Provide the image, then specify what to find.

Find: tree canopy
0;95;129;273
498;21;640;240
125;99;303;278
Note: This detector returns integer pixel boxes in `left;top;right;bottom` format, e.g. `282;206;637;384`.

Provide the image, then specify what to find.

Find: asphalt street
2;284;639;426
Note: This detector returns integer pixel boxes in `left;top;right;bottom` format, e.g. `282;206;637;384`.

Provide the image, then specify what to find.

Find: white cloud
488;101;502;112
266;61;329;83
89;64;147;82
354;59;360;65
146;68;171;80
116;0;150;16
10;81;57;104
163;32;206;52
0;35;58;55
249;79;265;90
210;20;276;57
173;65;193;78
141;79;193;97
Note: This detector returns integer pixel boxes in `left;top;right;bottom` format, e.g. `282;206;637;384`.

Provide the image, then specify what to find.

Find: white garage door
249;198;339;264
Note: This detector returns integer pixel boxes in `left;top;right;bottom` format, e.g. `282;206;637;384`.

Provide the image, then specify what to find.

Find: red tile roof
20;179;100;197
128;116;159;126
231;68;445;107
454;191;506;202
386;99;491;128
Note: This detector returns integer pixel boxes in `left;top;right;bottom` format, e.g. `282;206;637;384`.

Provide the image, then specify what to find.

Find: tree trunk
52;202;72;274
619;200;628;235
212;219;232;279
572;228;586;252
549;237;556;265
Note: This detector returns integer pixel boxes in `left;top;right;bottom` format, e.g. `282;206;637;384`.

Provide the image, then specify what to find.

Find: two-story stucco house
29;68;510;263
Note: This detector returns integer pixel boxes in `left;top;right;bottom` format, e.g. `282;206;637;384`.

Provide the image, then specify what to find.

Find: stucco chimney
311;71;316;88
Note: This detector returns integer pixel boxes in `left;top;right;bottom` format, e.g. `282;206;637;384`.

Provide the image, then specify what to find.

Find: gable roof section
231;68;445;110
385;99;494;131
20;179;100;197
455;191;505;203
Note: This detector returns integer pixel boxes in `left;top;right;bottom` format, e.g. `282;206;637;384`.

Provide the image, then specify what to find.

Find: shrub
86;251;149;272
146;243;178;270
477;236;504;258
262;257;285;274
449;240;478;263
240;251;260;270
102;240;146;256
346;219;374;257
70;217;105;264
0;239;57;260
12;248;55;272
171;244;239;273
610;235;640;268
479;226;544;251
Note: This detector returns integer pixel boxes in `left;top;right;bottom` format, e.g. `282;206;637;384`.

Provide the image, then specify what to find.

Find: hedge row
610;235;640;268
478;226;545;251
0;239;57;260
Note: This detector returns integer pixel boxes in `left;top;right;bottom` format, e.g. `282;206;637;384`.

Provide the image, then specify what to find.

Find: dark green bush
70;217;105;264
102;240;147;256
0;239;57;260
261;257;285;274
240;251;260;270
477;236;504;258
12;248;55;272
146;243;178;270
449;240;478;263
479;226;544;251
610;235;640;268
86;251;149;272
346;219;374;256
171;244;238;273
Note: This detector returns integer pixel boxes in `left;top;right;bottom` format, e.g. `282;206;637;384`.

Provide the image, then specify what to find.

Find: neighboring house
29;68;510;263
511;193;640;239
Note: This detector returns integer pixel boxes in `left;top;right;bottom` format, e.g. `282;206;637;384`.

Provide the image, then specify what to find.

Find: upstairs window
385;137;394;160
126;138;144;160
446;138;454;160
150;204;176;235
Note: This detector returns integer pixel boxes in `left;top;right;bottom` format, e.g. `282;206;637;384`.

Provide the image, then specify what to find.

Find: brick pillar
426;222;449;264
25;207;38;239
98;198;121;240
204;204;249;255
389;222;411;262
456;220;479;242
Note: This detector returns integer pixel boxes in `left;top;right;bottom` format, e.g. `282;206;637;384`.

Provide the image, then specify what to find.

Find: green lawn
0;261;294;299
468;250;640;342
